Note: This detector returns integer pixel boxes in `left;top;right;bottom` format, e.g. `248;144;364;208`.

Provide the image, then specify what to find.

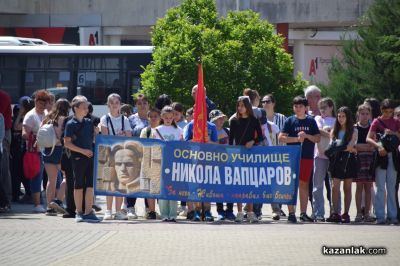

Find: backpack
36;121;57;156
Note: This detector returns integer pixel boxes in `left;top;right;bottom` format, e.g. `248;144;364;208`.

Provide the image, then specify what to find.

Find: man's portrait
96;140;163;195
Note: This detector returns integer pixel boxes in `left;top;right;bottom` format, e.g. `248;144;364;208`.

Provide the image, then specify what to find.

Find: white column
293;40;305;78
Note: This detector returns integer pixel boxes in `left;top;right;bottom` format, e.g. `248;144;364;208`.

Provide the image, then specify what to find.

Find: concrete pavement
0;191;399;266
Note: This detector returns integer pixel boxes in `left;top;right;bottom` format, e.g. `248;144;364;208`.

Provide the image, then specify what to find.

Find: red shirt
0;90;12;129
370;116;400;134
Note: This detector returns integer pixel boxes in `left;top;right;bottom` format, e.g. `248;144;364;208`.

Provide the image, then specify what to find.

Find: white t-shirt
262;121;280;146
23;108;46;134
152;125;182;141
315;115;336;159
100;113;131;136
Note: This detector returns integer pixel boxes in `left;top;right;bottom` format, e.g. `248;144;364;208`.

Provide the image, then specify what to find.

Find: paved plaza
0;188;399;266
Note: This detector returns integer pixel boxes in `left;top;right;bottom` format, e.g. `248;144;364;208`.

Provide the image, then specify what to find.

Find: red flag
192;63;208;143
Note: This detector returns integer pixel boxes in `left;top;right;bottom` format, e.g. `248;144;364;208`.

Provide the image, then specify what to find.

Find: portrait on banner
96;140;164;195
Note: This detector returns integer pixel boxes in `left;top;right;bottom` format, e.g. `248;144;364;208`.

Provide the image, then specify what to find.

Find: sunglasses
262;100;272;104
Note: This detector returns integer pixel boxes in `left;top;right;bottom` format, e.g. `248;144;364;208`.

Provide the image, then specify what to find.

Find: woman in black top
229;96;264;223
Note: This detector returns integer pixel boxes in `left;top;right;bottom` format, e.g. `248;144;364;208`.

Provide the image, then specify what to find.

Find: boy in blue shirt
278;96;320;223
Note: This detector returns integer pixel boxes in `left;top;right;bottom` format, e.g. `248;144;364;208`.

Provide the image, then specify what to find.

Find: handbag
23;133;41;180
329;151;360;177
377;119;400;152
324;139;346;160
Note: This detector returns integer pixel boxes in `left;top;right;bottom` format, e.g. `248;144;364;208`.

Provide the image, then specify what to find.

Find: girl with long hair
100;93;132;220
229;96;264;223
327;107;358;223
42;98;70;216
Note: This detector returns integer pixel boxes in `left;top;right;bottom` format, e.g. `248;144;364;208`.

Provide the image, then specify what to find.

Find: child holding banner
152;106;183;222
139;107;162;220
229;96;264;223
100;94;132;221
278;96;320;223
209;109;236;221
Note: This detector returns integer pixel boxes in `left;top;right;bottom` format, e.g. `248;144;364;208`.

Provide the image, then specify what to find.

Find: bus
0;45;153;115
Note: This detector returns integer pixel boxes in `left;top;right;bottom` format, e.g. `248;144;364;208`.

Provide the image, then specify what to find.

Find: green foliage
141;0;305;116
323;0;400;111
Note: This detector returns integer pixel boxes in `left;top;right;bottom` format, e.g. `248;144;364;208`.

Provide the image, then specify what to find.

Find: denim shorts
43;146;63;165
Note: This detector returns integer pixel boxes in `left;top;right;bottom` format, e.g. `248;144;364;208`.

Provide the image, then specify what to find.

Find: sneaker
192;211;201;222
375;219;386;225
186;210;195;220
300;213;315;222
341;213;350;223
225;211;236;221
0;205;11;213
315;215;325;222
92;204;102;212
272;212;280;221
162;218;169;222
49;200;66;214
176;205;184;214
179;208;188;217
248;212;259;223
354;213;363;223
45;208;57;216
217;211;225;221
33;205;46;213
287;213;297;223
280;209;287;217
168;218;177;222
114;211;128;220
235;212;244;223
364;215;376;223
326;213;342;223
103;210;113;220
147;211;157;220
127;207;138;220
204;211;214;222
75;212;83;223
62;211;76;218
82;212;101;223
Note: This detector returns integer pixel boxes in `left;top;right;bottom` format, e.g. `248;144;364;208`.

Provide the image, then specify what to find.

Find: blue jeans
312;157;329;217
159;200;177;219
30;155;44;194
375;153;398;221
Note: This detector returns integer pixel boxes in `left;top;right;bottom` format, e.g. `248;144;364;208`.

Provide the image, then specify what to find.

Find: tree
140;0;306;115
322;0;400;110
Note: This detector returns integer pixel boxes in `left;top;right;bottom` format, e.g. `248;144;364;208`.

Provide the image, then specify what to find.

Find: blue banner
94;135;301;204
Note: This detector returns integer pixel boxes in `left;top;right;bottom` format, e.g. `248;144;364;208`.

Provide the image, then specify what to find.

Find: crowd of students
0;85;399;224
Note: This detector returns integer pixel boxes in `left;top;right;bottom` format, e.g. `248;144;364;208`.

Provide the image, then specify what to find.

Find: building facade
0;0;374;83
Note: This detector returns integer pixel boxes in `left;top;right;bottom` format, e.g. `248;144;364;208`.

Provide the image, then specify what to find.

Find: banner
94;135;301;204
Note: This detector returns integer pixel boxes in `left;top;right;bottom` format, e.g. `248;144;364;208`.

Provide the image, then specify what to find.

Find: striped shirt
268;112;286;145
